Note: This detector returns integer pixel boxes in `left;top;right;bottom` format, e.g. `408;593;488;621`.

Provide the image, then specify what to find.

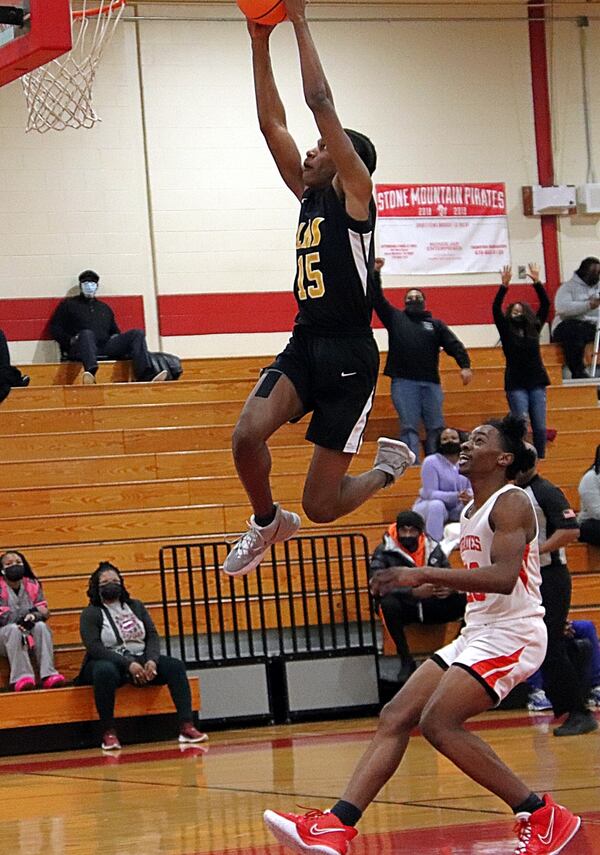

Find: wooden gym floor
1;711;599;854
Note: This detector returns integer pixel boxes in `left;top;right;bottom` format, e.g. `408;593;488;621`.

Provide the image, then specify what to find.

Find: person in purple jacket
412;427;472;541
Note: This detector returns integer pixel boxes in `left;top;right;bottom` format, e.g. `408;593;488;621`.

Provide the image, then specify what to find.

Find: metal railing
159;533;377;668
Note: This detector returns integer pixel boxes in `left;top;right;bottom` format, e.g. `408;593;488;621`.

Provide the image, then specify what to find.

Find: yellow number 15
297;252;325;300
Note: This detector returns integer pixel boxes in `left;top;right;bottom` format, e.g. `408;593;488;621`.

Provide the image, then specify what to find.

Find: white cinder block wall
0;3;599;361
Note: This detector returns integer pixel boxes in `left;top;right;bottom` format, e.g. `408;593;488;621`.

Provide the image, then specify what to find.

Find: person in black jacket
50;270;167;385
77;561;207;750
373;259;472;462
516;447;598;737
493;265;551;458
370;510;465;684
0;328;30;404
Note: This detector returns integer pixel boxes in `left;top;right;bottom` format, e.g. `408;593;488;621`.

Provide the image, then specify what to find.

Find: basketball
237;0;287;26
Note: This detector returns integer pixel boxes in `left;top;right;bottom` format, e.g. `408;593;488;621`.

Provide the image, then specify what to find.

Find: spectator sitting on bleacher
578;443;600;547
76;561;207;751
369;510;466;685
49;270;167;385
0;551;65;692
551;257;600;379
412;428;472;541
527;619;600;711
0;327;30;404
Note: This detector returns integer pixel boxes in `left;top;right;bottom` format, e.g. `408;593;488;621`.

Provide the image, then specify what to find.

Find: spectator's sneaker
21;375;30;387
82;371;96;385
151;369;168;383
589;685;600;708
222;503;301;577
101;730;122;751
374;438;416;485
513;794;580;853
553;711;598;736
13;676;35;692
264;808;357;854
178;723;208;744
42;674;66;689
527;690;553;712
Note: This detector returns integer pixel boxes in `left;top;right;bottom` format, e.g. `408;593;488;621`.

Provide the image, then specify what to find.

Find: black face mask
405;303;427;320
511;315;527;326
587;274;600;288
100;582;122;602
3;564;24;582
439;441;461;456
399;535;420;553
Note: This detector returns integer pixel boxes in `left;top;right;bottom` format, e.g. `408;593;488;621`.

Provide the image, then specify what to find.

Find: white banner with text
375;182;510;274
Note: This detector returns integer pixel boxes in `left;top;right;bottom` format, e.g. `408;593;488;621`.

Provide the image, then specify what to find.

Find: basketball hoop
21;0;125;133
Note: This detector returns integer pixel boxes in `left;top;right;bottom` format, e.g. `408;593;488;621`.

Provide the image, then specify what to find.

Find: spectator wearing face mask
369;510;466;684
50;270;167;385
493;264;551;459
0;551;66;692
372;259;472;462
412;427;472;541
76;561;207;750
552;257;600;379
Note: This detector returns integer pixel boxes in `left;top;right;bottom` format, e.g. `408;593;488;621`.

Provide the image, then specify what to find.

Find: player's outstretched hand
283;0;307;23
500;265;512;287
369;566;425;596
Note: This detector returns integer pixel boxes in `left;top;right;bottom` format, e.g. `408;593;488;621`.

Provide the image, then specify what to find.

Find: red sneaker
513;794;581;854
178;723;208;744
264;808;357;854
101;730;122;751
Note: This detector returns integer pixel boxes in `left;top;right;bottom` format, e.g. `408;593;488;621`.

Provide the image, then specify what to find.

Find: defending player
223;0;413;577
264;414;581;855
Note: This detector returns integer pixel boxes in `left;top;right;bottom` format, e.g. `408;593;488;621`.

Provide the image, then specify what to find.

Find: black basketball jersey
293;185;376;336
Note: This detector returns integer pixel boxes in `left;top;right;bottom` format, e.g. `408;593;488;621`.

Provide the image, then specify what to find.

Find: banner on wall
375;182;510;274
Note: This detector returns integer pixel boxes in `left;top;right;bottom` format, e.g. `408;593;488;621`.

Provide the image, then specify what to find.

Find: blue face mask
81;281;98;298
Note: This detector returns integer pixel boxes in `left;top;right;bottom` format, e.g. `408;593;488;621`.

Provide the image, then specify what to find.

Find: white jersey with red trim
459;484;544;626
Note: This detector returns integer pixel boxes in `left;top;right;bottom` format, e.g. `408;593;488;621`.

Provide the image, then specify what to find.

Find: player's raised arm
284;0;373;220
248;21;304;199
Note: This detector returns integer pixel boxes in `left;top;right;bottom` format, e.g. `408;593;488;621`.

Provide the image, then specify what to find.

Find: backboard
0;0;71;87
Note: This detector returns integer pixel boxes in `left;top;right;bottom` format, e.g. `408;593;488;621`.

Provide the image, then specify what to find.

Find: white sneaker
222;503;301;577
374;437;416;484
151;369;168;382
82;371;96;385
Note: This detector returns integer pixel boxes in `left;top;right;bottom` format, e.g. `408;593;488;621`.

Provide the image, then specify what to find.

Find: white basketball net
21;0;125;133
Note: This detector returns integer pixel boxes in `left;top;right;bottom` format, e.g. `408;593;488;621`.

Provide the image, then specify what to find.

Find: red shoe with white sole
513;794;581;854
263;808;357;854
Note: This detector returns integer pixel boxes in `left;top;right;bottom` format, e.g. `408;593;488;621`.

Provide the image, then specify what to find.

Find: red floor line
0;710;596;777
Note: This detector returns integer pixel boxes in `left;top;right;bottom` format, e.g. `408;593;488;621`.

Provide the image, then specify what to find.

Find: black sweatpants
80;654;194;730
552;319;596;378
379;592;466;663
68;328;154;380
539;563;588;717
580;519;600;547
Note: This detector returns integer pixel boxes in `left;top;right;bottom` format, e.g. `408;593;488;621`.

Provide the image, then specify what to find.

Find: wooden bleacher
0;344;598;731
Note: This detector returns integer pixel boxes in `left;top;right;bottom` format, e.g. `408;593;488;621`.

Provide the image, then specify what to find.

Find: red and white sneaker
178;723;208;744
513;794;581;854
264;808;357;854
101;730;122;751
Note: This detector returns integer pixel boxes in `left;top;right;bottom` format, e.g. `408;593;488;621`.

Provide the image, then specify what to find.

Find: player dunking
264;415;582;854
223;0;413;577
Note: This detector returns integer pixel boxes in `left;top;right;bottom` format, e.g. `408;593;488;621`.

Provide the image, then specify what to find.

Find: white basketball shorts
432;617;548;704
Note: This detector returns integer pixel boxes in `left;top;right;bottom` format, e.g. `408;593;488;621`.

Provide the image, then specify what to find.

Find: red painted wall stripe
158;285;544;337
0;297;146;341
528;0;561;306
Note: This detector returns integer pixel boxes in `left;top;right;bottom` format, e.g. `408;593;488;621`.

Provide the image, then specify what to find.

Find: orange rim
72;0;126;20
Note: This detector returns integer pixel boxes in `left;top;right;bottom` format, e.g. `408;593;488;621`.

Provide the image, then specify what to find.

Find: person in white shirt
578;443;600;546
552;258;600;378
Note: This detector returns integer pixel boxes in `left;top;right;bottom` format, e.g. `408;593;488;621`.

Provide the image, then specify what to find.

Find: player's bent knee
379;698;420;737
419;708;451;749
232;419;261;458
302;498;337;524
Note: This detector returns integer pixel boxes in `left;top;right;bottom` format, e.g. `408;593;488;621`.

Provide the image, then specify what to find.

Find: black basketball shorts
265;327;379;454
